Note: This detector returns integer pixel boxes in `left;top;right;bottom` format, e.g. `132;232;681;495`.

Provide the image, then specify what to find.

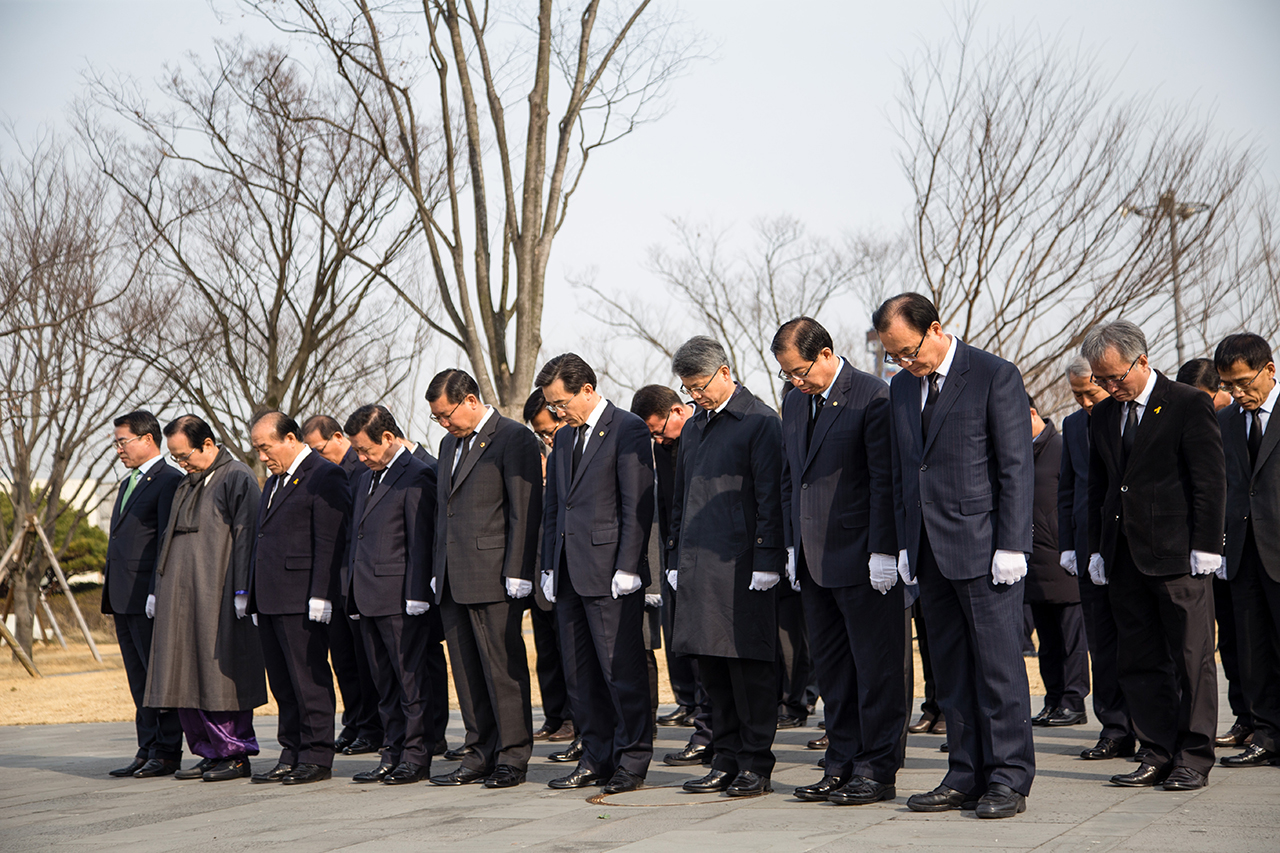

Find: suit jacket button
567;504;573;509
757;538;763;544
920;464;927;471
801;483;808;490
358;533;364;539
1120;485;1128;492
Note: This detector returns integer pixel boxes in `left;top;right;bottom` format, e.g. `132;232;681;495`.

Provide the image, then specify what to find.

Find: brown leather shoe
908;712;938;734
547;721;576;742
1215;721;1254;747
932;716;947;735
807;734;828;750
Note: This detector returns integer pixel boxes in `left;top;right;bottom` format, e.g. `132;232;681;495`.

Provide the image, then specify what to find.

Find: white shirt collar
815;357;845;401
582;396;608;431
283;443;311;478
1257;378;1280;415
1131;368;1158;410
134;453;164;476
385;443;406;469
934;335;958;379
471;405;495;438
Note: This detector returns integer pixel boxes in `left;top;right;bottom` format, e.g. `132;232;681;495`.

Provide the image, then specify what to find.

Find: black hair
1214;333;1274;374
630;385;682;421
113;410;161;445
871;292;940;335
250;410;302;443
343;405;403;445
301;414;342;440
535;353;597;396
163;414;216;449
1175;358;1221;394
523;388;561;424
425;368;481;406
771;316;833;361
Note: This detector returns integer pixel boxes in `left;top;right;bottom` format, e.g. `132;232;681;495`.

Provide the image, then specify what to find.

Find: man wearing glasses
1083;321;1224;791
875;293;1036;819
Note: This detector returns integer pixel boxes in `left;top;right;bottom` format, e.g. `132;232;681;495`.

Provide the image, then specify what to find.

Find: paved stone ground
2;677;1277;852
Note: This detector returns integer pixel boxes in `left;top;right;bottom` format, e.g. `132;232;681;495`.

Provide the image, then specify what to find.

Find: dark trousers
915;531;1036;796
113;613;183;760
799;557;907;784
329;610;383;743
259;613;337;767
776;585;813;720
1077;573;1132;741
1108;536;1218;774
439;589;533;773
1214;576;1250;726
426;640;449;745
664;582;713;747
898;607;913;768
911;601;941;718
360;612;434;766
661;572;699;710
556;568;653;777
1028;602;1089;713
1231;530;1280;753
530;602;572;728
698;654;777;777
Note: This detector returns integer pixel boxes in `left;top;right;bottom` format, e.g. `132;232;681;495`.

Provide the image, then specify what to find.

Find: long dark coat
1025;420;1078;604
667;385;785;662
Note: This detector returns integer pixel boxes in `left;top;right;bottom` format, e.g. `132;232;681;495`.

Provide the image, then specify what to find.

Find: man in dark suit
876;292;1035;819
246;411;350;785
342;405;440;786
426;369;542;790
302;414;384;757
537;354;656;793
103;410;184;779
1057;358;1135;761
1214;333;1280;767
666;336;785;798
1084;321;1224;791
772;317;905;806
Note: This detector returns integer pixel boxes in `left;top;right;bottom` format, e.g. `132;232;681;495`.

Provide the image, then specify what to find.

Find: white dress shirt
576;396;608;454
1120;369;1158;437
920;335;958;410
454;405;495;469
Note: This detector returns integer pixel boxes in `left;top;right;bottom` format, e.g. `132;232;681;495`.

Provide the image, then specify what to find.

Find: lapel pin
1154;406;1161;414
598;430;605;437
831;401;838;406
292;478;299;485
479;442;486;448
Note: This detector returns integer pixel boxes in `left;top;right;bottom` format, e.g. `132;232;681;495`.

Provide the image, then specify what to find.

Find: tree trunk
9;562;39;662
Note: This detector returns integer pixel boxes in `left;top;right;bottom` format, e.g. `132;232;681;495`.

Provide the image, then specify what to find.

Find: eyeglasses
430;399;463;424
111;435;146;450
883;329;929;366
533;427;558;444
680;370;724;398
777;359;816;383
1220;365;1268;394
169;448;198;464
546;388;581;414
1091;355;1142;388
649;411;672;440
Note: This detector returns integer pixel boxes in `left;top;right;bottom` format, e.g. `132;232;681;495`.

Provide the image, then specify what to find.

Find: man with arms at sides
301;414;383;758
246;411;351;785
772;317;906;806
875;293;1036;819
103;410;184;779
1057;359;1135;761
342;405;440;786
1084;321;1224;791
666;336;785;798
146;415;266;782
426;369;542;789
537;354;656;793
1214;334;1280;767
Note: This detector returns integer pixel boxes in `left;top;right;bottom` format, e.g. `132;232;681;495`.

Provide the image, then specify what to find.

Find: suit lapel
450;412;499;495
922;341;968;457
1122;373;1168;474
1253;408;1280;477
569;403;614;492
111;464;164;531
803;365;849;471
110;479;129;531
361;452;408;521
264;457;310;523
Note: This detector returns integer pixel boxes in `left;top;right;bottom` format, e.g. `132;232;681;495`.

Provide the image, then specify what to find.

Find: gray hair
672;336;730;380
1081;321;1148;365
1065;355;1092;379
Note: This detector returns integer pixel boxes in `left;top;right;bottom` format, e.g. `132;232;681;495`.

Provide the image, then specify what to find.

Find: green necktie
121;469;142;506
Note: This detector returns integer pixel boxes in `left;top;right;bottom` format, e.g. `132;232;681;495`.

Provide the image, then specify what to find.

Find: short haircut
1027;392;1038;411
343;405;403;445
771;316;834;361
1175;358;1221;394
1214;333;1274;373
425;368;480;406
672;336;729;380
113;410;161;445
1081;320;1148;364
872;292;939;335
630;385;682;421
301;414;342;440
1065;355;1092;380
163;414;216;449
535;353;597;396
250;410;302;443
523;388;561;424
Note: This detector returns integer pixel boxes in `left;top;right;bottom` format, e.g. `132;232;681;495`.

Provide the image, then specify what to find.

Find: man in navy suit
102;410;184;779
876;293;1036;819
772;317;906;807
537;353;656;794
246;411;351;785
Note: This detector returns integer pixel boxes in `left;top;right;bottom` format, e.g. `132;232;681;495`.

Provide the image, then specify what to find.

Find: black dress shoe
939;741;949;753
818;719;826;729
663;742;712;766
1081;736;1136;760
433;739;448;756
817;756;826;769
793;774;848;802
333;734;355;752
657;705;696;727
442;744;476;762
282;764;331;785
342;737;379;756
829;775;896;806
429;765;489;786
726;771;771;797
383;762;430;785
548;765;605;789
134;758;180;778
484;764;526;788
202;757;251;782
682;769;733;793
352;761;396;783
976;783;1026;818
1161;766;1208;790
110;757;148;778
251;762;295;783
1043;708;1087;727
906;784;977;812
601;767;644;794
1030;706;1056;726
1220;743;1280;767
174;758;218;780
533;722;557;741
1215;721;1254;747
776;714;806;729
807;734;828;750
549;736;584;763
1110;762;1170;787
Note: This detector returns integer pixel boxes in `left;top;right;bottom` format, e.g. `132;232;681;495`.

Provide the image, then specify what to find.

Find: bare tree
239;0;701;414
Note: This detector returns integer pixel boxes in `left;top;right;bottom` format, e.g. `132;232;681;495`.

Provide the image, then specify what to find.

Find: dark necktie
1121;401;1139;466
571;424;588;477
368;468;384;496
920;373;941;436
268;476;282;509
453;435;471;485
1248;409;1265;465
807;394;825;445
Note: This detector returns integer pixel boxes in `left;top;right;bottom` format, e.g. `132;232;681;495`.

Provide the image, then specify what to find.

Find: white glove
234;593;248;619
308;598;332;624
611;571;643;599
505;577;533;599
749;571;780;591
1215;559;1228;581
991;549;1028;585
785;546;799;591
644;593;663;608
898;548;916;585
541;572;556;603
1088;552;1107;586
145;594;156;619
431;576;438;596
869;553;898;594
1060;550;1078;576
251;613;258;626
349;612;361;621
666;569;678;591
1190;550;1221;577
405;599;430;616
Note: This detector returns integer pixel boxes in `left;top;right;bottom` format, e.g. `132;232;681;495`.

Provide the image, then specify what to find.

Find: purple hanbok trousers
177;708;260;759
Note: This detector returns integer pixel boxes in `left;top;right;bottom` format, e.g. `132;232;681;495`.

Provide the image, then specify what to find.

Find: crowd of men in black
99;293;1280;819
